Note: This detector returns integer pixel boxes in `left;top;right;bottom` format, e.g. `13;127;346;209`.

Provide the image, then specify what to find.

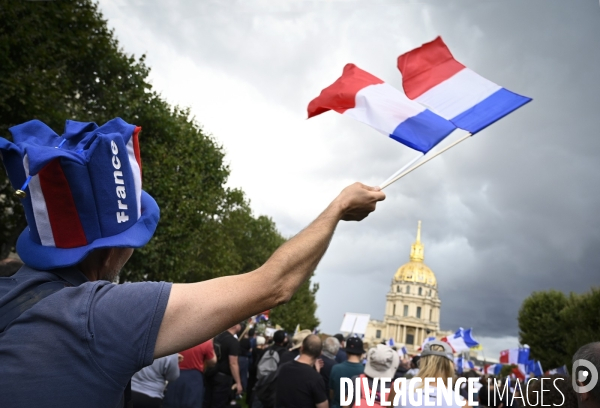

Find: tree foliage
561;288;600;359
518;290;568;370
518;288;600;370
0;0;319;324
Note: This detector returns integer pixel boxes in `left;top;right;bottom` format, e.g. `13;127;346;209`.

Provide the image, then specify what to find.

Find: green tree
561;288;600;359
518;290;568;370
0;0;319;324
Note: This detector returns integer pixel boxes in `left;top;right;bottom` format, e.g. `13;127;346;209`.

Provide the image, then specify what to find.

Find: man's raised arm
154;182;385;357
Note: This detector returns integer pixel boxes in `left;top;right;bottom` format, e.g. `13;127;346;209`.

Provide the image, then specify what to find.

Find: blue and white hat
0;118;160;270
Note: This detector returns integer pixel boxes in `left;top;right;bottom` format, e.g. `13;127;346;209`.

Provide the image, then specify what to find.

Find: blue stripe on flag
390;109;456;153
450;88;532;134
462;328;479;348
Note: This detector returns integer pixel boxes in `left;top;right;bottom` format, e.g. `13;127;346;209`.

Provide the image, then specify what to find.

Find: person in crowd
205;324;242;408
289;329;313;361
396;341;465;408
520;374;577;408
276;334;329;408
247;336;267;407
252;330;293;408
320;336;341;397
394;356;410;378
478;377;498;408
349;344;399;407
0;118;385;407
163;339;217;408
406;356;421;377
329;337;365;408
459;371;482;402
270;330;294;364
239;327;253;392
334;334;347;363
131;353;180;408
249;328;257;353
573;342;600;408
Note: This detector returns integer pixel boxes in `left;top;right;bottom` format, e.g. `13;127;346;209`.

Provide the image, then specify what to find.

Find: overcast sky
98;0;600;361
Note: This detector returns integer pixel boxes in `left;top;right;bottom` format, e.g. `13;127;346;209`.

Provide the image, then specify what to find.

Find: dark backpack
253;347;285;408
204;333;224;379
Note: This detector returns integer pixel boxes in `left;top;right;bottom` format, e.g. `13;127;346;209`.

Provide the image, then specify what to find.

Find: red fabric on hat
39;159;87;248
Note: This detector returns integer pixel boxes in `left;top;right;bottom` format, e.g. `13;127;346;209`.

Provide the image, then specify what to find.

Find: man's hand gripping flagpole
379;133;472;190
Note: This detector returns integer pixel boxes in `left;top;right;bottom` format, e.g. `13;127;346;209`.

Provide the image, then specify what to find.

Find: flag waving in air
308;63;456;153
441;328;479;353
397;37;532;134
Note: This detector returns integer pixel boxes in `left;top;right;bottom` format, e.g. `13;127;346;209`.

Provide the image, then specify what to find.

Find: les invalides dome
365;221;443;352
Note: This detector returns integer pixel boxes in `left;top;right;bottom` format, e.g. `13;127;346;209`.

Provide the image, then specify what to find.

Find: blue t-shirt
0;265;172;408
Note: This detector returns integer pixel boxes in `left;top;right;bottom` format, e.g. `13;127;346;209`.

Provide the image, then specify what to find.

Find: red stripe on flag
307;63;384;118
38;159;87;248
397;37;465;99
132;126;142;183
512;366;525;381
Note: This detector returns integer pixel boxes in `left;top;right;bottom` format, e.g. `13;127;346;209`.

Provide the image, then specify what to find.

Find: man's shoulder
279;361;317;380
338;361;364;375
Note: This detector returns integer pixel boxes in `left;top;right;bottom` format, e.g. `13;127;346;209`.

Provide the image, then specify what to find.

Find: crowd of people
128;327;599;408
1;119;597;408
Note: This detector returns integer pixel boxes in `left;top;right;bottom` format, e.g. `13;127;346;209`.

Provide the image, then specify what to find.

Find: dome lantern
393;221;437;287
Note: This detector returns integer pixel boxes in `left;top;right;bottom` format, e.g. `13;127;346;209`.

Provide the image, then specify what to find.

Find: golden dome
393;221;437;287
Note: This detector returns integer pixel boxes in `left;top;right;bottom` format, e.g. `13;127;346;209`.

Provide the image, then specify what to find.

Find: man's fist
334;182;386;221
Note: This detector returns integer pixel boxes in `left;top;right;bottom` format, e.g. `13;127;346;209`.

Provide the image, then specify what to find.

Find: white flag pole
380;132;472;190
378;153;424;189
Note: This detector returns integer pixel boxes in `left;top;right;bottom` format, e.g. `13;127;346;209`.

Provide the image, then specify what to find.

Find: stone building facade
365;221;449;353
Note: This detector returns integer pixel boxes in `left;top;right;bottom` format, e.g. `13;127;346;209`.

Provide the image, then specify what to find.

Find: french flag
441;328;479;353
485;364;502;376
499;347;530;365
548;365;568;375
398;37;532;134
308;63;456;153
455;356;475;374
526;360;544;377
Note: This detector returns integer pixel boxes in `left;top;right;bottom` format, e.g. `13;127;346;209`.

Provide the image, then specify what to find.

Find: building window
397;286;401;293
376;330;381;339
418;287;422;296
406;285;410;294
393;304;396;316
429;309;433;321
428;289;432;296
416;307;422;318
406;334;414;345
403;305;408;317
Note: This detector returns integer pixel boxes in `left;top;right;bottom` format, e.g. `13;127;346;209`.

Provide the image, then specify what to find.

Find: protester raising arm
154;182;385;358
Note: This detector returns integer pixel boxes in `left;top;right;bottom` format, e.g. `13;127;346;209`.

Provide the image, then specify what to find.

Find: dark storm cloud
98;0;600;347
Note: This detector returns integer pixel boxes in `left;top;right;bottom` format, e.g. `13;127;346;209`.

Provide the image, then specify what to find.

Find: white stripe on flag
415;68;501;119
344;83;426;136
126;137;142;219
24;155;55;247
447;336;470;353
508;349;520;365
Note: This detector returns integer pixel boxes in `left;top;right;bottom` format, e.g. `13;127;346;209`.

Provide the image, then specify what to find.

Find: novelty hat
0;118;160;270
